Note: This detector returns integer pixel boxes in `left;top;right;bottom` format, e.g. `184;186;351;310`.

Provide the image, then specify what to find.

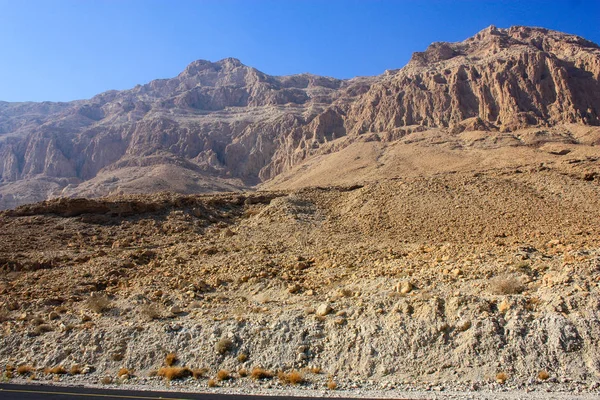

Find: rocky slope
1;25;600;209
1;162;600;394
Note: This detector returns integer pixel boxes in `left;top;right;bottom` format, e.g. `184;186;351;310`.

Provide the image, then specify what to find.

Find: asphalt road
0;383;403;400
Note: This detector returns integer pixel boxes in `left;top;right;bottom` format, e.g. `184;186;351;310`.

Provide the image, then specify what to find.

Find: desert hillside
1;156;600;394
1;25;600;397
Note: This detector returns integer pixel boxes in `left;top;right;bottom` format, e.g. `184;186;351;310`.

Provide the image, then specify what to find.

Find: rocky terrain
1;25;600;209
1;25;600;398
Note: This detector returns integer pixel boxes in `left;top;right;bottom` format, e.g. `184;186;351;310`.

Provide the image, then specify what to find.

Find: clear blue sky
1;0;598;102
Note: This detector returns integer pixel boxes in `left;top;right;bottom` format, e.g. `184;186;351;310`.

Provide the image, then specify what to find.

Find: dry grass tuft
192;368;209;379
165;353;178;366
278;370;304;385
310;366;322;374
496;372;508;383
538;370;550;380
117;368;132;377
70;365;82;375
490;276;524;295
86;294;111;313
238;368;248;377
44;366;67;375
215;338;234;354
251;367;273;380
157;366;192;381
17;365;36;375
5;365;15;373
216;369;231;381
100;376;113;384
237;353;248;362
207;378;217;387
327;378;337;390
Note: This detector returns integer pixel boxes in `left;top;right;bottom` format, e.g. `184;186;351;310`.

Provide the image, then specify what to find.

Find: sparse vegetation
490;276;525;295
251;367;273;380
157;366;192;381
216;369;230;381
237;353;248;362
16;365;36;375
215;338;234;354
278;370;304;385
86;294;111;313
192;368;209;379
165;353;178;366
327;378;337;390
100;376;113;384
117;368;132;377
70;365;82;375
207;378;217;387
538;370;550;380
30;324;53;336
496;372;508;383
44;366;67;375
238;368;248;377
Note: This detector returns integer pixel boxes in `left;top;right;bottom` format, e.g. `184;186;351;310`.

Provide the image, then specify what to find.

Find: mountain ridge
1;25;599;209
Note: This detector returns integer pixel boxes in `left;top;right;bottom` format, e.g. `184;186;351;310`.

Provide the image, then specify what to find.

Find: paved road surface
0;383;402;400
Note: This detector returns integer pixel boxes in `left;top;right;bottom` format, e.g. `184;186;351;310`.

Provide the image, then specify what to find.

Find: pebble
316;303;332;316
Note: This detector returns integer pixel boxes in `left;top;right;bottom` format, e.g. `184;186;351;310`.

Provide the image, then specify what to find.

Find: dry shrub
327;378;337;390
165;353;178;366
310;366;322;374
70;365;82;375
4;371;13;379
17;365;35;375
31;324;53;336
496;372;508;383
215;338;234;354
526;297;541;311
237;353;248;362
100;376;113;384
117;368;131;377
278;370;304;385
44;366;67;375
251;367;273;380
157;366;192;381
140;304;161;320
0;308;9;322
5;365;15;373
207;378;217;387
192;368;209;379
489;276;524;295
216;369;230;381
86;294;111;313
238;368;248;377
538;370;550;380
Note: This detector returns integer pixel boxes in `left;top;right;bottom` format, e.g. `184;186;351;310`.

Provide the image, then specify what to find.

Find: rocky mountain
1;25;600;209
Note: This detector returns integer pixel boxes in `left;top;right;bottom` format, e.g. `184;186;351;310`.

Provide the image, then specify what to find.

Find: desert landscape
1;25;600;398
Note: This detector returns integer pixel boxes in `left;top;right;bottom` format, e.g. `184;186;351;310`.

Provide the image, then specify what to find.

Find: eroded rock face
1;26;599;208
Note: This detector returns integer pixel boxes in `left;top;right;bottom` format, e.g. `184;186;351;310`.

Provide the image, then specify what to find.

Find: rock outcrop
1;26;599;208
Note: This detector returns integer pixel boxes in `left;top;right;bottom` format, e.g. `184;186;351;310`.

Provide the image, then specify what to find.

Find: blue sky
1;0;599;102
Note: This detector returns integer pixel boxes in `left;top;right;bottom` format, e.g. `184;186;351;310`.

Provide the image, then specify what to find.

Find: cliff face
346;26;600;135
1;26;599;208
